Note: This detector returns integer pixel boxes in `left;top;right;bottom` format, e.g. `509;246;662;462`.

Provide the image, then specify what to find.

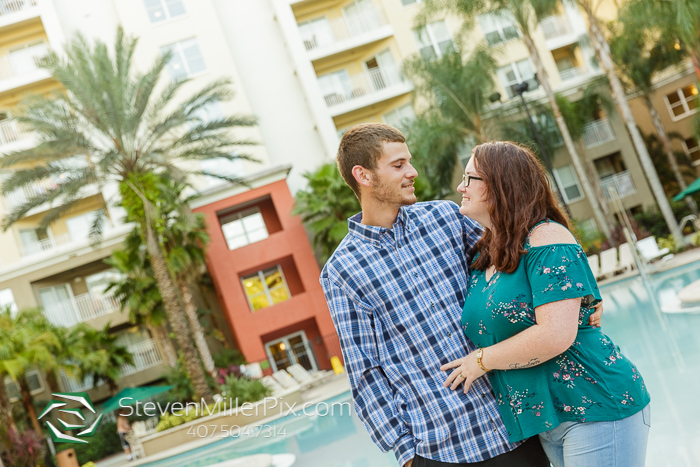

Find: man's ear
352;165;372;189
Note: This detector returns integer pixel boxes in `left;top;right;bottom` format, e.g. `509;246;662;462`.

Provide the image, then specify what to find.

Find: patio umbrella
99;385;173;413
673;176;700;201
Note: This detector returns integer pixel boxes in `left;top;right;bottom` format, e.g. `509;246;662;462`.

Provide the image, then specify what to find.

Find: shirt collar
348;205;415;242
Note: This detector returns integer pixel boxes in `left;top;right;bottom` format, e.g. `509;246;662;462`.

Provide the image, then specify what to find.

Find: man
320;123;602;467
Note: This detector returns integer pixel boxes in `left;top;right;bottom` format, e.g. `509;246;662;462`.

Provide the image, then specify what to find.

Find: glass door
39;284;76;326
265;331;318;373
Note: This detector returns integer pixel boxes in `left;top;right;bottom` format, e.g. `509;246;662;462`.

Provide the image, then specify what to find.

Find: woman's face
457;155;489;227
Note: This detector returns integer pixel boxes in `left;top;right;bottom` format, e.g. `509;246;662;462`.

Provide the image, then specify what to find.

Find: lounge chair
636;237;670;262
599;248;620;278
286;364;334;387
587;254;600;279
618;243;635;272
271;370;301;390
261;376;287;397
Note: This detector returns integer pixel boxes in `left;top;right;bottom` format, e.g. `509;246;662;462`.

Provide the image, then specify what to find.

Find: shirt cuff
394;432;416;467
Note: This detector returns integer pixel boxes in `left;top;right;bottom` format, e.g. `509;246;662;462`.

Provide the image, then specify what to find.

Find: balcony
0;42;51;93
120;339;163;376
0;119;32;149
60;370;96;393
321;66;413;117
1;178;101;217
539;14;578;49
559;66;586;82
42;291;121;327
0;0;39;27
19;232;72;257
582;118;615;148
601;170;636;199
301;8;393;61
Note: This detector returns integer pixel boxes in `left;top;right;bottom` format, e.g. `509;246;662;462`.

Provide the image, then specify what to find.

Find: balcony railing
1;179;60;212
559;66;586;81
301;8;388;52
0;0;37;18
120;339;163;376
0;119;31;147
322;65;404;108
60;370;96;393
0;42;49;82
582;118;615;148
19;233;72;257
601;170;636;199
42;290;120;327
539;14;572;40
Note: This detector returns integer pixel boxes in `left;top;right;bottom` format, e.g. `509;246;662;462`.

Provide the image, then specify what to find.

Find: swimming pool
140;260;700;467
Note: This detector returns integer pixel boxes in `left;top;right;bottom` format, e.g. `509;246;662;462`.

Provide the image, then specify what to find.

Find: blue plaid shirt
320;201;519;466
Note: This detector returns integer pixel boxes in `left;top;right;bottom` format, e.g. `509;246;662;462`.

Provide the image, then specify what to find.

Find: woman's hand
589;300;604;328
440;352;486;393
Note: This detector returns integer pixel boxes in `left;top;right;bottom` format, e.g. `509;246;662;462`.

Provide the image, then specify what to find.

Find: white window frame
5;370;44;402
161;38;206;80
298;16;334;50
478;11;519;47
413;20;454;59
220;207;269;251
264;330;318;373
143;0;185;24
664;84;699;121
382;103;417;131
682;137;700;166
553;165;585;203
498;59;539;98
241;265;291;312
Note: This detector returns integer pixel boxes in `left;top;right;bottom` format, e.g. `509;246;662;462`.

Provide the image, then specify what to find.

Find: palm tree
610;3;698;215
0;29;257;401
402;43;499;195
570;0;685;244
75;324;134;396
418;0;612;240
105;242;178;367
0;308;58;434
0;308;19;435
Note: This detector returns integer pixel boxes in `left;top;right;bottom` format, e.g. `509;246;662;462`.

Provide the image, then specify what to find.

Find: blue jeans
538;403;650;467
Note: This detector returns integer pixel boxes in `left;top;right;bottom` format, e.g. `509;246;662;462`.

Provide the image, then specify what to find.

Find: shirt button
431;303;435;308
482;393;487;398
414;273;418;277
448;332;452;337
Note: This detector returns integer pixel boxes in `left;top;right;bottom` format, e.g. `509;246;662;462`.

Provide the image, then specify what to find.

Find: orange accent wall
193;179;337;370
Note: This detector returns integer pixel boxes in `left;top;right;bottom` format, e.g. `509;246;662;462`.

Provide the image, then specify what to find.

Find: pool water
141;261;700;467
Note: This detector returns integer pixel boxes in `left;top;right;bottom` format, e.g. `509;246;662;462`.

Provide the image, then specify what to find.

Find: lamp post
492;81;571;217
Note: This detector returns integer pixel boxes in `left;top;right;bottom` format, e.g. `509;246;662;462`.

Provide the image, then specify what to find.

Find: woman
117;408;134;461
442;142;650;467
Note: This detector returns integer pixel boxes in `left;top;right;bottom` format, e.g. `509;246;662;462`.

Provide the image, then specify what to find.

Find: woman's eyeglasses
462;174;483;187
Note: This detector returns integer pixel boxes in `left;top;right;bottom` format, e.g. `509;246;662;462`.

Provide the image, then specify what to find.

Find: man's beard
372;176;417;207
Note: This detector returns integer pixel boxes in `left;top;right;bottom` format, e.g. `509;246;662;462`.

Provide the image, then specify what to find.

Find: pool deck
597;246;700;287
98;375;352;467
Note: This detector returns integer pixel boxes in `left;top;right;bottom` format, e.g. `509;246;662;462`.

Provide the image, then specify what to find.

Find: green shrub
213;348;245;368
218;374;271;404
155;403;217;432
71;421;122;464
691;232;700;247
657;235;677;252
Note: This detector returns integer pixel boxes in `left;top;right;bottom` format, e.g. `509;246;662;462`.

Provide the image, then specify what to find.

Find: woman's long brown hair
471;141;571;273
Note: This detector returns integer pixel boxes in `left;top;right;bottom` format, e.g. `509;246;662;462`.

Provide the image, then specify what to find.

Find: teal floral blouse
461;221;651;443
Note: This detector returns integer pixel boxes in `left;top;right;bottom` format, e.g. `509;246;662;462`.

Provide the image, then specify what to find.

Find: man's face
368;142;419;207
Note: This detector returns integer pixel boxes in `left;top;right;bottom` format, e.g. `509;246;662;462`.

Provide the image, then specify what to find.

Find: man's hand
405;459;413;467
589;300;604;328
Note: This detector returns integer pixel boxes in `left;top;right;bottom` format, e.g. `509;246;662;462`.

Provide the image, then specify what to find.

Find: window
683;137;700;165
413;21;454;59
162;38;206;80
65;210;100;242
143;0;185;23
4;370;44;400
665;84;699;120
242;266;291;311
401;0;421;4
19;227;49;250
0;288;17;315
318;70;352;106
553;165;584;203
383;104;416;131
478;11;519;46
498;59;539;98
220;207;269;250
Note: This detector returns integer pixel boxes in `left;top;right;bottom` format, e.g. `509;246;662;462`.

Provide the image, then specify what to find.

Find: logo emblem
38;392;104;444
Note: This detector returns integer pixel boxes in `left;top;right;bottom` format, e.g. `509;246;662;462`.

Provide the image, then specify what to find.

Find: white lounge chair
272;370;301;390
599;248;620;278
587;254;600;279
261;376;287;397
636;237;671;262
286;364;334;387
618;243;635;272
